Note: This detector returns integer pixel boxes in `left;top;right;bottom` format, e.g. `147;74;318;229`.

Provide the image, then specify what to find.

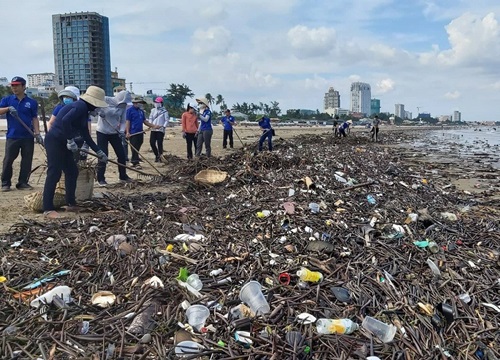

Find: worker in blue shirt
0;76;42;192
258;116;273;151
42;86;108;219
338;119;352;137
221;109;236;149
125;96;159;168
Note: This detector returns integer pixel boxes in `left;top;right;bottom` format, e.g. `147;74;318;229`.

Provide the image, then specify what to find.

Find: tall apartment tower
453;111;461;122
395;104;405;118
350;82;371;115
370;99;381;115
52;12;112;95
324;87;340;110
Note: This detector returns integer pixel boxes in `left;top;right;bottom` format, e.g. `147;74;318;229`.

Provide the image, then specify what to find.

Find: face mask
138;104;144;110
198;104;206;110
63;98;73;105
154;103;161;108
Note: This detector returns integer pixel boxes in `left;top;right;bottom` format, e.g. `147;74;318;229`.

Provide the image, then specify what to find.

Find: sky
3;0;500;120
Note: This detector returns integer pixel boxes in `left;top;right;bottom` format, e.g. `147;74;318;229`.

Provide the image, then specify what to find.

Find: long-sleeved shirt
96;91;131;135
149;107;169;133
198;108;212;131
126;106;146;134
181;111;199;133
49;100;99;152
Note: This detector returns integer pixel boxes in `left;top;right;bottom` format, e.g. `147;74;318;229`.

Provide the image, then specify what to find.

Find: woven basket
194;169;228;185
24;191;66;213
57;167;95;201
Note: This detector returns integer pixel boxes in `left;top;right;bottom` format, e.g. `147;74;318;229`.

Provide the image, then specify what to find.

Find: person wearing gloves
0;76;41;192
42;86;108;219
181;103;199;160
194;97;213;158
95;90;133;186
338;119;352;137
149;96;169;162
221;109;236;149
258;116;273;151
125;96;159;168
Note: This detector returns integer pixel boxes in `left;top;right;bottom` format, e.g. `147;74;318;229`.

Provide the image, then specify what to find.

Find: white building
350;82;371;115
453;111;461;122
404;110;412;120
27;73;55;89
395;104;405;118
324;87;341;115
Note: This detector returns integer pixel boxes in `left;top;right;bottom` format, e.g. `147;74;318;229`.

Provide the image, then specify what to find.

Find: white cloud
375;78;395;94
191;26;232;56
287;25;336;58
444;91;461;99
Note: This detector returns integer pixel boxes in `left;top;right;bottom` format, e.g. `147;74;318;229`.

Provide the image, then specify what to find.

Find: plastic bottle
366;195;376;205
296;267;323;282
316;318;359;335
209;268;223;276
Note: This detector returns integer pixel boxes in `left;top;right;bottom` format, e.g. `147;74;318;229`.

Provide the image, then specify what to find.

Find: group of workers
332;115;381;142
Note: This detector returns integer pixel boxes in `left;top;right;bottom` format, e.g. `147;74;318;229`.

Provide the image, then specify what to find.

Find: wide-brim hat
58;89;78;100
195;97;209;107
80;86;109;108
347;120;353;124
132;96;146;104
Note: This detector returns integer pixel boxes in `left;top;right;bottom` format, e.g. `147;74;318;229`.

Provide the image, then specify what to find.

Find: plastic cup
361;316;397;343
186;274;203;291
309;203;320;213
239;281;270;315
185;305;210;331
174;340;204;356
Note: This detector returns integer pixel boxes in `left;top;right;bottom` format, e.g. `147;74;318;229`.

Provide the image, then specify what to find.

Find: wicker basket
24;191;67;213
57;167;95;201
194;169;228;185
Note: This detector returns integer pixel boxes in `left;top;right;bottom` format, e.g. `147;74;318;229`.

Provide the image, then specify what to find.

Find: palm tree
216;94;225;111
205;93;214;108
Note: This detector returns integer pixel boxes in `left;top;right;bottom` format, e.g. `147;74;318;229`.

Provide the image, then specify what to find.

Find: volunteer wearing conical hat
194;96;213;158
42;86;109;219
338;119;352;138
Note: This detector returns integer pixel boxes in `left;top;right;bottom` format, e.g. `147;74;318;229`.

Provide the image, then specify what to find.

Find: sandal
44;211;62;219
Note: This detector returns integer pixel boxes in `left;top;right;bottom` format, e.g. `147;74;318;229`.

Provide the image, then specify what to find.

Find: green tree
216;94;226;111
270;101;281;117
205;93;214;108
166;83;194;110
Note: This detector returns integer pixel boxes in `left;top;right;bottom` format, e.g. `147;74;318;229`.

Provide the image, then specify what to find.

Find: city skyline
2;1;500;120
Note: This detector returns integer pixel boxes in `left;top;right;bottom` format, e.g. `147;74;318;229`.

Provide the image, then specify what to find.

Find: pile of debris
1;132;498;359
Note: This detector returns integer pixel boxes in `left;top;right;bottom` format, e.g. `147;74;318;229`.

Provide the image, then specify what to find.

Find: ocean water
411;127;500;169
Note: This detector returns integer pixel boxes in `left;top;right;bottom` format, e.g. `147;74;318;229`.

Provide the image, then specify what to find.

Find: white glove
67;139;78;153
8;106;17;116
96;150;108;163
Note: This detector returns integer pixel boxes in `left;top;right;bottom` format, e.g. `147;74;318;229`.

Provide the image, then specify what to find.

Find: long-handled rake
232;128;246;148
79;148;164;181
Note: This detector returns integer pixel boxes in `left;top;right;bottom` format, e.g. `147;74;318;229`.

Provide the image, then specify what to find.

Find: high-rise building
350;82;371;115
370;98;380;115
52;12;112;95
27;73;55;88
324;87;340;114
395;104;405;118
453;110;461;122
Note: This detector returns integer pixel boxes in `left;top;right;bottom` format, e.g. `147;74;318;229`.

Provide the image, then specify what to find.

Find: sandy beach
0;124;498;233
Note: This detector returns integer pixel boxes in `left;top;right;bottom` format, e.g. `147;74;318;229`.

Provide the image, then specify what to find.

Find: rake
79;148;164;181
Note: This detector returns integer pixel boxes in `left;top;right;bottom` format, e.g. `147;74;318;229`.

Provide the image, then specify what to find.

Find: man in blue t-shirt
0;76;42;191
258;116;273;151
125;96;159;168
220;109;235;149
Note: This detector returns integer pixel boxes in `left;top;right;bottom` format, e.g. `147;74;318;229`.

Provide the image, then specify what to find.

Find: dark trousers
43;131;78;211
96;131;127;182
185;133;196;159
258;130;273;151
150;131;165;158
129;133;144;165
371;127;379;141
122;135;129;161
1;138;34;187
223;129;233;148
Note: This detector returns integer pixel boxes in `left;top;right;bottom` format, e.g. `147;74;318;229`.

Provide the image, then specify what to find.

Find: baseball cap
10;76;26;86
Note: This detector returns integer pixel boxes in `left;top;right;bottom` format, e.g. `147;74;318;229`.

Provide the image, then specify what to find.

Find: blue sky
3;0;500;120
